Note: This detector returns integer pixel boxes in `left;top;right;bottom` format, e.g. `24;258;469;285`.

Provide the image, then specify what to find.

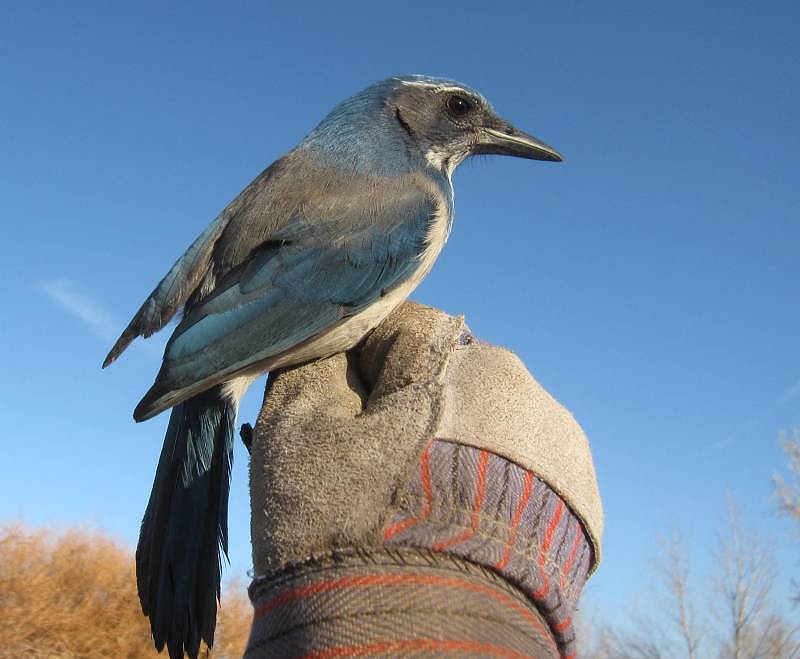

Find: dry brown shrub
214;579;251;658
0;522;251;658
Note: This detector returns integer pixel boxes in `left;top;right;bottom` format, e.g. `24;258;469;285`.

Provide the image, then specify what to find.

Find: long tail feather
136;385;236;659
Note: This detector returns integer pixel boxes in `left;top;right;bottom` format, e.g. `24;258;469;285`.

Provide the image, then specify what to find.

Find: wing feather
133;187;439;420
102;214;229;368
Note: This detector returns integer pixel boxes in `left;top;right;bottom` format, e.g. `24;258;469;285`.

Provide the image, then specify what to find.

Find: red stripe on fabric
419;442;433;516
430;527;472;552
532;567;550;599
553;616;572;633
302;638;529;658
560;524;582;590
495;470;535;570
253;572;557;653
382;516;418;541
531;499;564;600
564;653;577;659
542;499;564;555
432;450;491;551
383;443;433;541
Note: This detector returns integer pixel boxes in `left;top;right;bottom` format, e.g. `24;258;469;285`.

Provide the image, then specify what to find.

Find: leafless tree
575;612;622;659
772;428;800;536
578;501;799;659
712;499;795;659
577;607;672;659
654;532;703;659
774;428;800;608
774;429;800;523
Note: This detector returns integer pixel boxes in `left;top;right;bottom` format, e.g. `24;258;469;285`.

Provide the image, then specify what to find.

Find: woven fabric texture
247;441;593;658
247;548;559;658
383;440;593;658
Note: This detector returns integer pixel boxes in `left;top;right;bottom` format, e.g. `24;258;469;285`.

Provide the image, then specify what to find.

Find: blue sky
2;0;799;629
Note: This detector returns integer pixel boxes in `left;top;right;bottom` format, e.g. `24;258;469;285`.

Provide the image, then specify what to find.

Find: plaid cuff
247;548;558;658
383;440;595;659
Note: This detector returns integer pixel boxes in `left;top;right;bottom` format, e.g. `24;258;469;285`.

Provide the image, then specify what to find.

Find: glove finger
358;302;466;407
260;352;366;426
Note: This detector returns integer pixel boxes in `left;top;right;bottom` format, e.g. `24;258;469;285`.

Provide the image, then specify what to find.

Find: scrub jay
103;74;561;658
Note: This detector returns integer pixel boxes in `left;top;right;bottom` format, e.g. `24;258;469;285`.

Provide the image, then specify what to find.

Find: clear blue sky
2;1;799;628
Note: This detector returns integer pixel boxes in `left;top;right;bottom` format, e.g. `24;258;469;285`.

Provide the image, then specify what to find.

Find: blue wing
102;213;229;368
103;155;294;369
133;184;440;420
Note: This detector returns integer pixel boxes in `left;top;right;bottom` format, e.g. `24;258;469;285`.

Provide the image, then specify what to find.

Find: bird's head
388;75;562;176
302;74;562;177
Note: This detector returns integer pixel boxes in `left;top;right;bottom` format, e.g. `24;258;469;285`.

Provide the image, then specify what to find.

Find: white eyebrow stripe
398;80;468;95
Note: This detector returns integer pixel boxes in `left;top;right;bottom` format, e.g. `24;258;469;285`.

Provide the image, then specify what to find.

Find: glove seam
370;314;467;543
250;545;536;602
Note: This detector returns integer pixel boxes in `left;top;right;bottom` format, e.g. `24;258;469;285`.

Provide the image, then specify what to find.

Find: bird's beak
474;119;563;162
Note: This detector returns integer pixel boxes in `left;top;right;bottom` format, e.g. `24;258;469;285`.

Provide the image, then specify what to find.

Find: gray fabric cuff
247;547;559;658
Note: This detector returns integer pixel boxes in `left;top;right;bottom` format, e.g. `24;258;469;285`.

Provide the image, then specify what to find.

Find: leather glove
247;302;602;659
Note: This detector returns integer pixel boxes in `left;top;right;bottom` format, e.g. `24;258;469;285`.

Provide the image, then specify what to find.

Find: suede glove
247;302;603;659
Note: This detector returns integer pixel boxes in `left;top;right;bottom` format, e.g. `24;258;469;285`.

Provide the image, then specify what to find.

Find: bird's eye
445;94;474;119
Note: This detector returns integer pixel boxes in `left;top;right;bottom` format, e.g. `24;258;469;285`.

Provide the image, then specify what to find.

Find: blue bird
103;74;561;658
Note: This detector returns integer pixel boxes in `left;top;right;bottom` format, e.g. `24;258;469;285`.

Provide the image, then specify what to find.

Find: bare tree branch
655;532;703;659
773;429;800;528
713;498;800;659
578;496;800;659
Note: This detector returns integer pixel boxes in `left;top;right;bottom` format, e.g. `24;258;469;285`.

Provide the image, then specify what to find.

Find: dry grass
214;579;251;659
0;522;250;658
